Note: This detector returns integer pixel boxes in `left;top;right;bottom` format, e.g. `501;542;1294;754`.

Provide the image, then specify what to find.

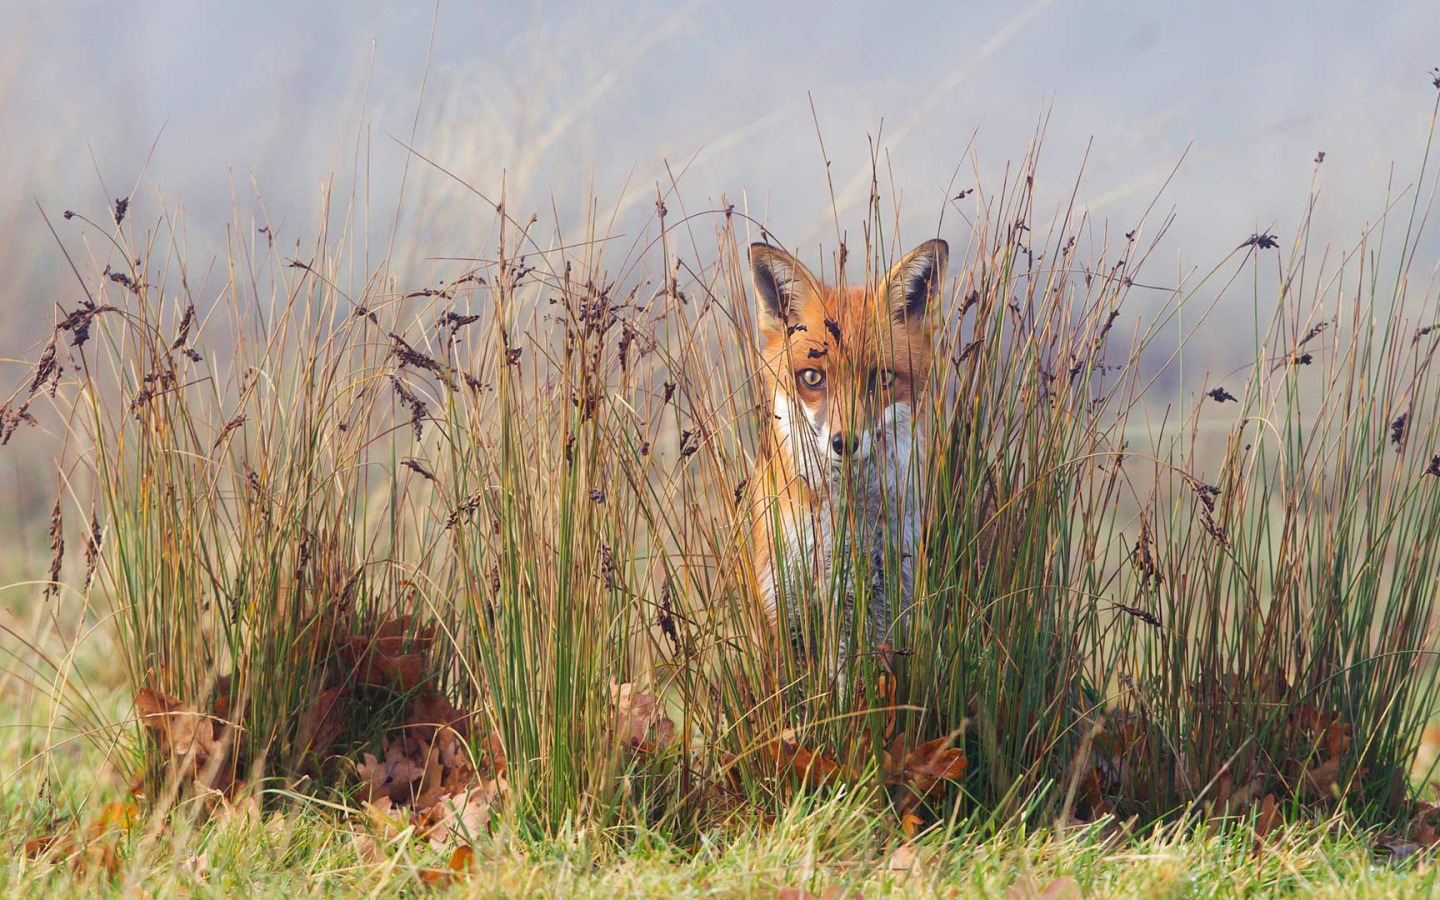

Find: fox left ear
884;239;948;322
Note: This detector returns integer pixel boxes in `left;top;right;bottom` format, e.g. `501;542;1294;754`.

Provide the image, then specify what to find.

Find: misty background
1;0;1438;532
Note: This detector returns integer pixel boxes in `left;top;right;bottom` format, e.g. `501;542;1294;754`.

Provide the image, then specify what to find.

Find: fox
743;238;947;666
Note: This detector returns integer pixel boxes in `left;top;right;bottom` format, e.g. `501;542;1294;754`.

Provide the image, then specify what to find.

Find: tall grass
6;100;1440;845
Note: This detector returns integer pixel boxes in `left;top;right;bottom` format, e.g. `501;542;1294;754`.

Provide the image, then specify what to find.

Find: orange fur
744;240;947;647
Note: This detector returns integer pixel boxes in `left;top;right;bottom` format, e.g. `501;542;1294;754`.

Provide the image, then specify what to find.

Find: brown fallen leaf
900;811;925;839
886;842;918;874
1007;875;1081;900
88;801;139;835
342;637;428;692
1376;833;1424;862
23;800;140;878
356;739;425;804
1413;820;1440;847
362;796;406;842
407;692;475;740
768;733;852;789
1300;756;1343;799
777;889;820;900
374;614;437;644
134;688;232;791
417;784;498;848
610;682;676;753
1255;793;1281;840
352;832;384;865
295;685;349;763
901;736;968;798
418;844;476;886
482;729;507;776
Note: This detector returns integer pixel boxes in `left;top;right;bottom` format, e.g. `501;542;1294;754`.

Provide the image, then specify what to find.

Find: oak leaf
135;688;231;790
610;682;676;753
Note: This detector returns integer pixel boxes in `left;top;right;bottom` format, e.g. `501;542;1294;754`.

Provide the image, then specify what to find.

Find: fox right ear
749;243;810;333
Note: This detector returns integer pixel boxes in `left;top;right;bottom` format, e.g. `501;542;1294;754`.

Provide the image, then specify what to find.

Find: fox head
750;239;947;486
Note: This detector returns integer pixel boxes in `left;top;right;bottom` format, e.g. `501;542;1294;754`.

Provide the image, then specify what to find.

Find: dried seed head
44;498;63;601
389;375;429;440
1390;412;1410;452
1129;516;1162;590
83;510;102;592
598;542;614;590
658;577;679;652
1113;602;1160;628
170;304;196;349
1207;386;1238;404
211;415;245;453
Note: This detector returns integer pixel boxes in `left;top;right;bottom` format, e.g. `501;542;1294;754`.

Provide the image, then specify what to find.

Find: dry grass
4;89;1440;895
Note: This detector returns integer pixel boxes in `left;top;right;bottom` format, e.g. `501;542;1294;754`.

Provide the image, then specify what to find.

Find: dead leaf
768;733;851;789
902;736;968;798
343;637;428;692
362;796;406;842
886;843;918;874
900;811;925;839
22;800;139;878
356;739;425;804
419;844;476;886
1007;876;1081;900
88;801;138;836
407;692;474;740
1377;834;1424;862
417;784;498;848
777;889;819;900
182;850;211;880
1301;756;1343;799
134;688;231;791
295;685;349;763
1254;793;1281;840
23;833;64;858
1039;876;1082;900
610;682;676;753
886;732;967;816
352;832;383;865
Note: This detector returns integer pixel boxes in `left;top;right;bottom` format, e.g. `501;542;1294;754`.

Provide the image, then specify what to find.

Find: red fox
744;239;947;664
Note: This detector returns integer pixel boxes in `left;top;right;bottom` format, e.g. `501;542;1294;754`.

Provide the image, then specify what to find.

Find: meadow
4;90;1440;897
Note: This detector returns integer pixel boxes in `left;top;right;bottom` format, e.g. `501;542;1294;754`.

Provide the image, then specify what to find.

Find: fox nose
830;433;860;457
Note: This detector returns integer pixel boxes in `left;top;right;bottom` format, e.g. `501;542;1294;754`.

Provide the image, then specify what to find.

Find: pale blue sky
3;1;1439;342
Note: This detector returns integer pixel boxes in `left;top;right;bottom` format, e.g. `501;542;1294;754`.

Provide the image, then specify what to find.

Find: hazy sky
3;1;1439;344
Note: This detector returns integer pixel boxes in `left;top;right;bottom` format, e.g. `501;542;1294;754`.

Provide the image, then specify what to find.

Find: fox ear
884;239;948;322
750;243;813;333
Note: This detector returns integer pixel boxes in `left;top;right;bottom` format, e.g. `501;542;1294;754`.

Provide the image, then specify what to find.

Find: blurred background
2;0;1439;556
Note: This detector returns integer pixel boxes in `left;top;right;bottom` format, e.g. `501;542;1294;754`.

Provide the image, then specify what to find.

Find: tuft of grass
3;89;1440;883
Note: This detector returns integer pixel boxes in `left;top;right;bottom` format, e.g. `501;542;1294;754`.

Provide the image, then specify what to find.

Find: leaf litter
114;611;975;883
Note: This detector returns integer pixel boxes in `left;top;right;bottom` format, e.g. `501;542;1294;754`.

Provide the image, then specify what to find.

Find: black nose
830;433;859;457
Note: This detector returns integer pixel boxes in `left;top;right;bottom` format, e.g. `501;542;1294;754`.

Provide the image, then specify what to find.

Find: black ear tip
749;242;778;259
918;238;948;261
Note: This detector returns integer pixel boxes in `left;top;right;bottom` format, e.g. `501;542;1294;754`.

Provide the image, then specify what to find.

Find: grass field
4;85;1440;896
4;640;1440;898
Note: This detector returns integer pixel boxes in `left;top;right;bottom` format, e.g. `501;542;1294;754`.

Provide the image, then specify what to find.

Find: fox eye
797;368;826;389
871;368;897;390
